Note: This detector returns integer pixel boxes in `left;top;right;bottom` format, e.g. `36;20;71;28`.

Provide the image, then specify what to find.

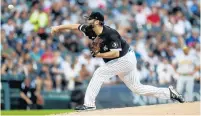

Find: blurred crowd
1;0;200;94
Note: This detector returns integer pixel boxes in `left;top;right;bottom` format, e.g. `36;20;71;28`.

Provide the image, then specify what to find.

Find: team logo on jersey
112;42;118;48
103;45;108;51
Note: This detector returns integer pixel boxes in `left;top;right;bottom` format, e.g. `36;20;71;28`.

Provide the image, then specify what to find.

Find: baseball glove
90;37;103;57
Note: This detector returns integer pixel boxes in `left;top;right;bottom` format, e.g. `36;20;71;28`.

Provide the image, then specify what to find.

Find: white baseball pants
84;50;171;107
176;76;194;101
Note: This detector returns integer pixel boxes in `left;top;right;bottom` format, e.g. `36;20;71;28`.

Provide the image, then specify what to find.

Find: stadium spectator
29;46;41;62
1;58;15;75
147;4;161;27
157;58;176;85
41;47;54;64
185;27;200;47
134;1;151;27
50;60;64;92
2;18;15;36
79;64;90;81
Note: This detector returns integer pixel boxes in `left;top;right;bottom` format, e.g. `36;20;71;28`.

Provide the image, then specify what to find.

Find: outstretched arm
51;24;80;35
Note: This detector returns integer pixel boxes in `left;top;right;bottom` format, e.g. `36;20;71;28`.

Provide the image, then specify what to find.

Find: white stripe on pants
84;51;170;107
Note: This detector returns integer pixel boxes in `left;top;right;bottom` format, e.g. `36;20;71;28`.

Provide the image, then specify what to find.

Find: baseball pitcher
51;12;184;111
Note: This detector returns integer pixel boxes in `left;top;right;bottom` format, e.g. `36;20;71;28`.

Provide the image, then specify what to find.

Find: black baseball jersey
20;80;37;103
78;24;130;62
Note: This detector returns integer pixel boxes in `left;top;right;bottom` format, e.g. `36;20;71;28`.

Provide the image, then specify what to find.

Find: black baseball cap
84;12;104;22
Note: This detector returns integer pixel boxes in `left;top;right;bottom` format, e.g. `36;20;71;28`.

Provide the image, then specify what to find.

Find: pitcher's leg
84;58;135;107
119;69;170;99
84;67;113;107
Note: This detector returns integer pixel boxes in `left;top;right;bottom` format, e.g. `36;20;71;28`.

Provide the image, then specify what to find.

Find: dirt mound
56;101;200;116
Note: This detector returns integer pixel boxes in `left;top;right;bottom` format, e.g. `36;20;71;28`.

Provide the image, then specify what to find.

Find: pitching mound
55;101;200;116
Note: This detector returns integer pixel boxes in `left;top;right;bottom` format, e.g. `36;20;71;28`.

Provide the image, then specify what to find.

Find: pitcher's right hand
51;26;60;35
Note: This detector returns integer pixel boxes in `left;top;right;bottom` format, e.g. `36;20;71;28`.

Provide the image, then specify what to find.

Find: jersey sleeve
78;24;87;36
78;24;96;40
109;34;122;51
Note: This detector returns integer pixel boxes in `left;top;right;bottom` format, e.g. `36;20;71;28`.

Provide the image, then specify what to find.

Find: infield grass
1;109;74;115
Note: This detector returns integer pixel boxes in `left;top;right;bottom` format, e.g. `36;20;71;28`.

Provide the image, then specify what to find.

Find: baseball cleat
75;105;96;111
169;86;185;103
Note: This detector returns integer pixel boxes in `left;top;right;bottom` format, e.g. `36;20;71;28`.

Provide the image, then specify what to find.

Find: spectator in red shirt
147;5;161;27
41;47;54;64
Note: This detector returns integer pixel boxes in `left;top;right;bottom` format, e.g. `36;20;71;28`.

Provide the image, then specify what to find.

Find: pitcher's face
86;19;95;27
87;19;100;28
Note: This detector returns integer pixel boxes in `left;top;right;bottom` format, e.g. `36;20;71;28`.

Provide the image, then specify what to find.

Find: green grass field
1;109;74;115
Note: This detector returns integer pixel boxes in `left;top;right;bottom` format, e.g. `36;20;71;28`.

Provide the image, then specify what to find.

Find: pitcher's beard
87;24;94;29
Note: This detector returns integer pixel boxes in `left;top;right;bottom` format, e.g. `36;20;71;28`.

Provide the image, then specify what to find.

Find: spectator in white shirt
157;58;176;85
61;56;80;90
2;19;15;36
22;20;34;35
